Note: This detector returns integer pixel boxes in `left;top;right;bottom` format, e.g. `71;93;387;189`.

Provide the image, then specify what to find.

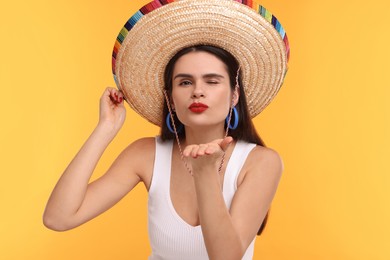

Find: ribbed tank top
148;137;257;260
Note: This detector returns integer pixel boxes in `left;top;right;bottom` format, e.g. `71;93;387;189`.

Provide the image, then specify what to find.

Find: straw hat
112;0;290;126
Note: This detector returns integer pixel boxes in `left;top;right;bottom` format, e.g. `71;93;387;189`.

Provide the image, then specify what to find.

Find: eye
179;80;192;86
207;80;219;85
205;76;222;85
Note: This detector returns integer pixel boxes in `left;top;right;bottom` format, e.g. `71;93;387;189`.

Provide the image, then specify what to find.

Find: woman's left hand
183;136;233;173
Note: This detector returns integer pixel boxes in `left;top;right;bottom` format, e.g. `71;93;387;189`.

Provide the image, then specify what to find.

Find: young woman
43;1;289;259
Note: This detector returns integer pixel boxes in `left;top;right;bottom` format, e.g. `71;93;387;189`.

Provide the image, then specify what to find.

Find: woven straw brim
115;0;288;126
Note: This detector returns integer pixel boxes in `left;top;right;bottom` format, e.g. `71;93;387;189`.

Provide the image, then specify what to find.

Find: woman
43;0;289;259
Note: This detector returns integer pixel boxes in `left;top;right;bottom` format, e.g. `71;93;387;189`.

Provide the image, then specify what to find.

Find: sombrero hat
112;0;290;126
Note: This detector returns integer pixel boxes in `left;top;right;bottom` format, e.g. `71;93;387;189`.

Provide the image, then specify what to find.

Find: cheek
171;89;185;111
223;89;234;107
216;90;234;117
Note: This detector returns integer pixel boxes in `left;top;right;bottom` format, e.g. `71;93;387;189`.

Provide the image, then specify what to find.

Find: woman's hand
98;87;126;134
183;136;233;174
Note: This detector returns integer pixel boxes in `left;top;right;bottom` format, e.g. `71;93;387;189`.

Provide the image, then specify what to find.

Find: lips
189;102;209;113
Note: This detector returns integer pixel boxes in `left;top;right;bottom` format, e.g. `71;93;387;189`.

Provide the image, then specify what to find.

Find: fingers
183;144;211;158
192;144;208;157
102;87;124;104
183;145;198;158
204;144;220;155
191;145;201;158
183;137;233;158
109;88;124;104
183;145;201;158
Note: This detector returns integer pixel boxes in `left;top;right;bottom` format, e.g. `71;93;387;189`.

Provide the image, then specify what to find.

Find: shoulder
237;144;283;186
123;136;156;154
249;145;284;172
117;137;156;179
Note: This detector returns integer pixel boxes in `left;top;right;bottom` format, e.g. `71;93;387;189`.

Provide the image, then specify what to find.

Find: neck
182;123;227;145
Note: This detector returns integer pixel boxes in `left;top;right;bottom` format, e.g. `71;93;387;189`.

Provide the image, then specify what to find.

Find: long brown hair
160;45;269;236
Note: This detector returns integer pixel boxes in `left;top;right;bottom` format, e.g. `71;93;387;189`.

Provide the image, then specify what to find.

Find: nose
191;83;205;99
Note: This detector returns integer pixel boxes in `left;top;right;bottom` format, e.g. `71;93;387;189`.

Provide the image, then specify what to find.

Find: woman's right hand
98;87;126;134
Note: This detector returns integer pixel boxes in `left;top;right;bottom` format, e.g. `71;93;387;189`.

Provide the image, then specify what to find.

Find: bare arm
43;87;144;231
184;138;283;259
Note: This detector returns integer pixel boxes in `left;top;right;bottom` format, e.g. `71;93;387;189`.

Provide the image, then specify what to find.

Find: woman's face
171;51;238;129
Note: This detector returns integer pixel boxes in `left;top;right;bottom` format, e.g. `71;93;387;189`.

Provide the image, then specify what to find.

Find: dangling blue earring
166;112;183;134
225;107;239;130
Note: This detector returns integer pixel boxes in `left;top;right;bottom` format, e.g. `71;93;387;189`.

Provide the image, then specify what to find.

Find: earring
166;112;183;134
225;107;239;130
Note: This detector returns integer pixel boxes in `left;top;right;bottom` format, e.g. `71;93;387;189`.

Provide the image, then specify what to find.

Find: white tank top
148;137;257;260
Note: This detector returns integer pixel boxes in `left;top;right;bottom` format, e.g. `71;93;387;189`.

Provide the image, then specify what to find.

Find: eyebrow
173;73;225;80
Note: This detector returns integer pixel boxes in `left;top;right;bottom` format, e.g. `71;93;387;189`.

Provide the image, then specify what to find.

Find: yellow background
1;0;389;259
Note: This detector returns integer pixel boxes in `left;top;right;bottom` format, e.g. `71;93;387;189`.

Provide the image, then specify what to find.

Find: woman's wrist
95;121;120;141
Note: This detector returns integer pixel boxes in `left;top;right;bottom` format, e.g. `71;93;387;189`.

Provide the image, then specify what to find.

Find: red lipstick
189;102;208;113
